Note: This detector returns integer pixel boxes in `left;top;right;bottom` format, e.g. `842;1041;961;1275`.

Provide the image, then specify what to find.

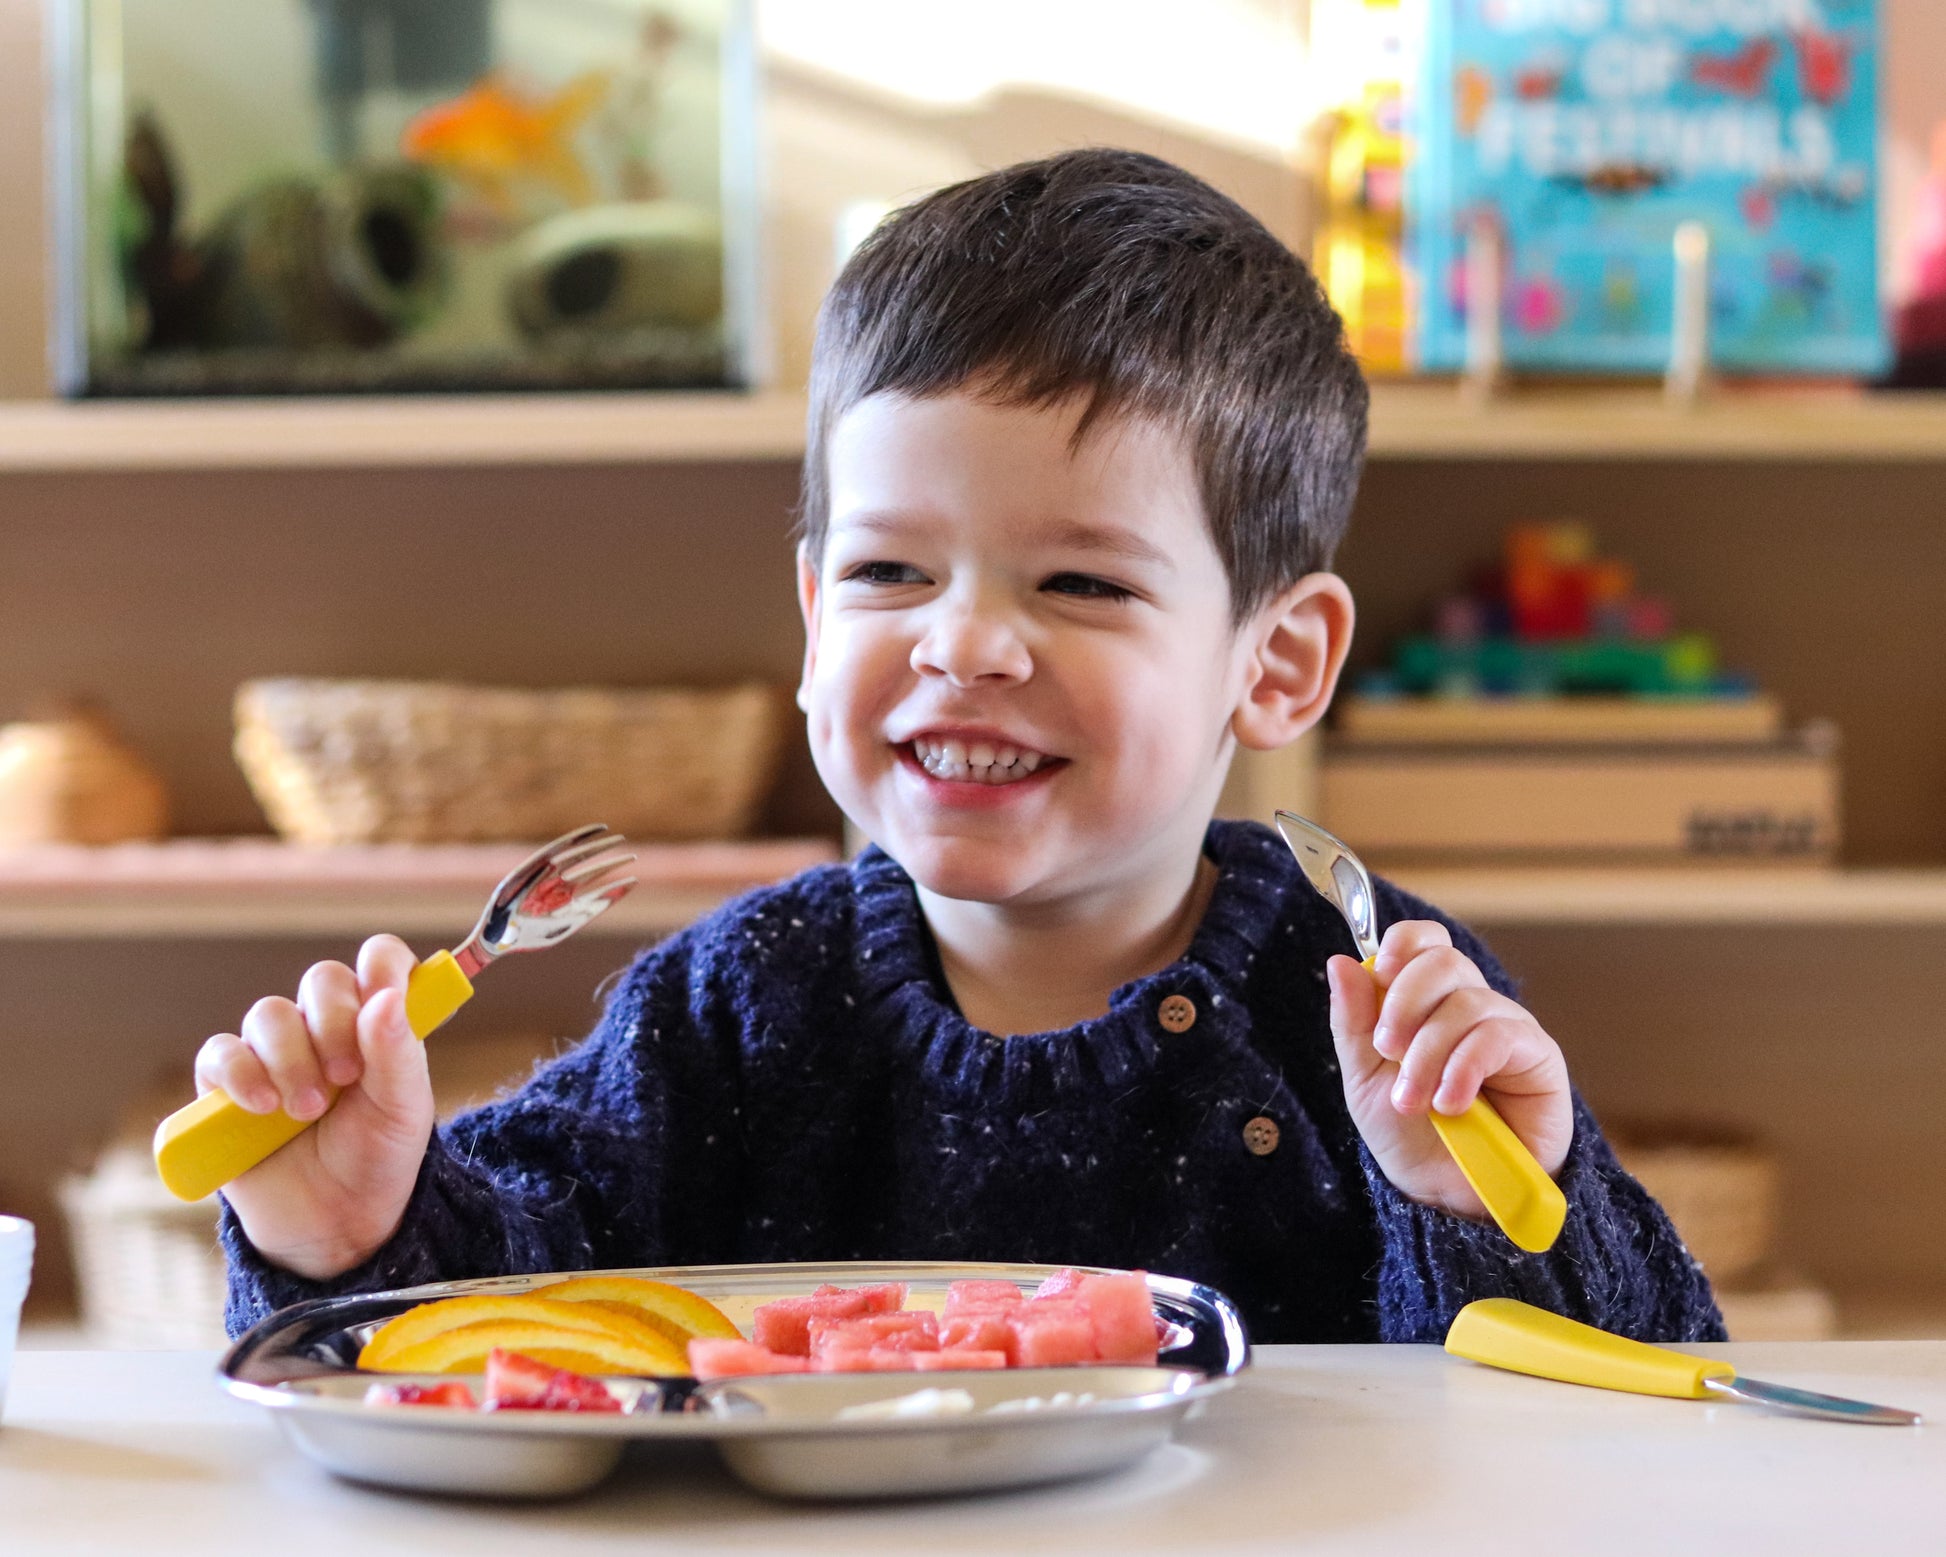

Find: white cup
0;1216;34;1424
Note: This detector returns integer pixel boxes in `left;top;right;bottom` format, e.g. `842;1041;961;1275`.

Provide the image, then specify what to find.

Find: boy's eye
1042;572;1132;601
844;561;928;586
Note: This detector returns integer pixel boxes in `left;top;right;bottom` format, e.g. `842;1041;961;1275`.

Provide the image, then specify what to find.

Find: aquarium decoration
47;0;758;395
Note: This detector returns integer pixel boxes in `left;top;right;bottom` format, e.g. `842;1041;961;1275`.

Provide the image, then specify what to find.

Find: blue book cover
1409;0;1886;375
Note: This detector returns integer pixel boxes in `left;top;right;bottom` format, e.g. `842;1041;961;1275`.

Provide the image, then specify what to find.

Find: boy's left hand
1325;920;1573;1222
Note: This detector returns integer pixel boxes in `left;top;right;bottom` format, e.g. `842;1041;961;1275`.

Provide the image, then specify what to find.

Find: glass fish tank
48;0;758;395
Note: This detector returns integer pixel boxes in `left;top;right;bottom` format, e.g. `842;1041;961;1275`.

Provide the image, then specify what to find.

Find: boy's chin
885;838;1053;906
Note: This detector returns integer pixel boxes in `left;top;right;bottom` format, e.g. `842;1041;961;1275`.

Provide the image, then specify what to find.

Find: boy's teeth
911;736;1047;784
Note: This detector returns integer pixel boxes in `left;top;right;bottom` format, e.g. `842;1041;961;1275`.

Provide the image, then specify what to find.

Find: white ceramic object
0;1217;35;1424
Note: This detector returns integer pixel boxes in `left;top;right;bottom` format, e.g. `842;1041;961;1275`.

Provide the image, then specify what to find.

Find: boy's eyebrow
839;511;1172;568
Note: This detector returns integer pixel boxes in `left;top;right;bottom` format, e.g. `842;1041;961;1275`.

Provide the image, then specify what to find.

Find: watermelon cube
939;1312;1017;1361
812;1348;921;1372
1033;1267;1088;1300
1076;1273;1159;1364
945;1279;1024;1314
911;1349;1008;1370
815;1281;908;1314
1007;1299;1098;1367
753;1291;874;1356
810;1312;940;1357
687;1339;811;1379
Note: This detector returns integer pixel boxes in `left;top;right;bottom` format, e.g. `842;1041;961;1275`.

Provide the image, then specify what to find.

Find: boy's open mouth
904;734;1059;786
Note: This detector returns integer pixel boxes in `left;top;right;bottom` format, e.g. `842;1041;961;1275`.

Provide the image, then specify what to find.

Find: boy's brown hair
798;147;1370;621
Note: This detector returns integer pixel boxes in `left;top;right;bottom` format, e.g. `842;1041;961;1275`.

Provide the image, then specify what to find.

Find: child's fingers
296;960;364;1089
195;1032;276;1113
353;987;431;1123
1370;941;1489;1061
1427;1017;1533;1115
239;996;333;1120
1325;954;1384;1085
1387;985;1510;1113
1371;919;1453;987
355;933;418;1003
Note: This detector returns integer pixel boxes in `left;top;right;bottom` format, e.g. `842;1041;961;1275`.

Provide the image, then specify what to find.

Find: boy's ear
795;544;821;713
1231;572;1355;751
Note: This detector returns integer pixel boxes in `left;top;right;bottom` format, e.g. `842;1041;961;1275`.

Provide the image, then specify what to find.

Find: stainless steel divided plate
219;1260;1251;1501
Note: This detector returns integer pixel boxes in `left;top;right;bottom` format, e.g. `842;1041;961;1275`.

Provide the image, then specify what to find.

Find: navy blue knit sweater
222;819;1724;1346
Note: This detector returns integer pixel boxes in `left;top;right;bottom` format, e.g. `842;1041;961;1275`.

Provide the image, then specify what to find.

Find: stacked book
1321;693;1839;868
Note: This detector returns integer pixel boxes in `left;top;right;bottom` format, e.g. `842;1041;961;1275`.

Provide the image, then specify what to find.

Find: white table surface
4;1342;1941;1556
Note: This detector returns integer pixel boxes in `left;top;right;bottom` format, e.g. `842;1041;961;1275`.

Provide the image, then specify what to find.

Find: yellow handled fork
152;824;636;1204
1273;809;1568;1254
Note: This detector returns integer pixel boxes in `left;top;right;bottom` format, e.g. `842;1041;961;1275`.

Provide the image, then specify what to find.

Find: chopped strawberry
363;1380;478;1408
483;1347;557;1408
483;1348;621;1413
688;1339;812;1378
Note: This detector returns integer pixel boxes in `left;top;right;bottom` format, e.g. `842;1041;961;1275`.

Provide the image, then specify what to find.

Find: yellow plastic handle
1446;1297;1734;1399
1365;954;1567;1254
151;950;474;1203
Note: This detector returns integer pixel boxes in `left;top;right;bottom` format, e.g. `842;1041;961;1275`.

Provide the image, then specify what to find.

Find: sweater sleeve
1359;1091;1725;1344
1356;880;1726;1345
220;922;745;1338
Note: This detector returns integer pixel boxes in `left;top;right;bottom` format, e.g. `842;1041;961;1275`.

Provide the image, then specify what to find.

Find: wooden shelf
1366;382;1946;461
0;391;808;471
4;844;1941;934
1385;866;1946;926
3;382;1944;471
0;837;839;937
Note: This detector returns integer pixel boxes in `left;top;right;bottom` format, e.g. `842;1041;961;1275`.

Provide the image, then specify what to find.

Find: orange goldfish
401;70;609;215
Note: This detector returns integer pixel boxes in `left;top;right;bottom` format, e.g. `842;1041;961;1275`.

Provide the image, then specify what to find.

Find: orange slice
371;1319;687;1377
535;1276;740;1344
358;1293;676;1371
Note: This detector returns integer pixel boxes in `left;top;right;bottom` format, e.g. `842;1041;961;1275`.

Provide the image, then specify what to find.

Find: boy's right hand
193;934;433;1281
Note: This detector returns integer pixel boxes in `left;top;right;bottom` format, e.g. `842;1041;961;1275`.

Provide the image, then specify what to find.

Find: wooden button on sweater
1242;1116;1281;1156
1157;994;1197;1032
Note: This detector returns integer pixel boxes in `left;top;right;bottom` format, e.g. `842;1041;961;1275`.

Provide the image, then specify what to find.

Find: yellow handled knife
1448;1298;1921;1425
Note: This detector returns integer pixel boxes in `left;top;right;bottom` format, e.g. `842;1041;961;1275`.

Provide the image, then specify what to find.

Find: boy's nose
910;599;1032;687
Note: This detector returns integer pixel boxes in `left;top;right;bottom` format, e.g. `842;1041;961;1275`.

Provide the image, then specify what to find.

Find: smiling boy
212;149;1722;1346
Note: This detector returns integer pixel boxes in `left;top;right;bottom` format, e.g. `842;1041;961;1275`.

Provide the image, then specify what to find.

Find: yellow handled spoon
153;824;636;1204
1448;1298;1920;1424
1274;809;1568;1253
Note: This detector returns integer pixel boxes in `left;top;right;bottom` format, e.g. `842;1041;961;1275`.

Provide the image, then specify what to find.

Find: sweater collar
848;817;1301;1021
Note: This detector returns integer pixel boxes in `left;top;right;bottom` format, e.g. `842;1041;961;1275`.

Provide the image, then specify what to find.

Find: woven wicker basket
1608;1121;1780;1286
58;1042;563;1350
58;1147;230;1350
235;678;788;845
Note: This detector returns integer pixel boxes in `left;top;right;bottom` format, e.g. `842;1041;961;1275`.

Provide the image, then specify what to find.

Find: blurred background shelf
0;837;839;937
1388;867;1946;926
0;392;809;471
5;847;1943;936
1366;384;1946;461
6;385;1946;471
